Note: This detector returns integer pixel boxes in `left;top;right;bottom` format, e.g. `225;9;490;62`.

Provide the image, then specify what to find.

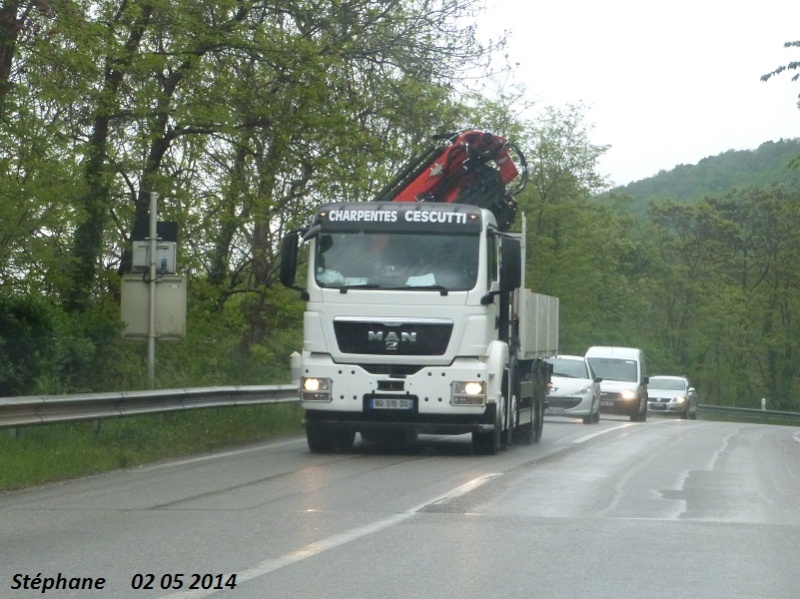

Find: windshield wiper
403;284;449;296
337;283;381;293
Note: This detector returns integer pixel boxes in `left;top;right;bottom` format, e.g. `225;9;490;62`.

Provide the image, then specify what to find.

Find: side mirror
643;376;649;385
279;230;300;287
594;377;603;383
499;237;521;292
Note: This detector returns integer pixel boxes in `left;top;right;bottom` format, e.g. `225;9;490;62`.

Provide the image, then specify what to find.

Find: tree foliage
606;138;800;216
2;6;800;414
0;0;505;392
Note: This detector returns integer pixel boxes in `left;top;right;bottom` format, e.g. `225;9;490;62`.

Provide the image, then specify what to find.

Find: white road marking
572;423;635;444
139;438;305;472
571;418;674;444
162;473;502;598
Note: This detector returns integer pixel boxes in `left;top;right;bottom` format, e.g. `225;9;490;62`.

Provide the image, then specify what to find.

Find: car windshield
548;358;590;379
314;231;479;291
586;357;638;382
649;378;687;391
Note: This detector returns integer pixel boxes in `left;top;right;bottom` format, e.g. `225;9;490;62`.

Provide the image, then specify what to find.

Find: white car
545;355;601;424
585;346;649;422
647;375;698;419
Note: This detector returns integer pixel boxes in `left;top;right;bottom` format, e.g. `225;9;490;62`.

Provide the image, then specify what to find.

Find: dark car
647;375;697;419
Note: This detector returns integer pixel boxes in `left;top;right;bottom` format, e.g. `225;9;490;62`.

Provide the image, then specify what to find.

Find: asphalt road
1;415;799;598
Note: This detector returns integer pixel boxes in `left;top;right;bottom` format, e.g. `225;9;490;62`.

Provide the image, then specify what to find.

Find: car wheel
630;399;647;422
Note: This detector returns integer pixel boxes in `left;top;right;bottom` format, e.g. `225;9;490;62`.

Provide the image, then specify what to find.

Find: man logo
368;330;417;351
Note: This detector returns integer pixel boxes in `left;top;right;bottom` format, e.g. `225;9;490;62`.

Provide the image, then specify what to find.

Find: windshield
649;378;687;391
586;357;638;383
548;358;590;379
314;231;479;291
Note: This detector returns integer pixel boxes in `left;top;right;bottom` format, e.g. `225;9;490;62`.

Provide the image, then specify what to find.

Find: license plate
370;398;414;410
547;407;566;414
600;400;615;407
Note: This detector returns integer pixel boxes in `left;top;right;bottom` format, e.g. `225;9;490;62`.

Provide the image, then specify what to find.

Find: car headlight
301;377;332;401
620;389;637;400
674;395;686;404
451;381;485;405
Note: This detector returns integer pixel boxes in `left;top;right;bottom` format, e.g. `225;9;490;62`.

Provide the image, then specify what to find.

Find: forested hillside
607;138;800;215
1;2;799;413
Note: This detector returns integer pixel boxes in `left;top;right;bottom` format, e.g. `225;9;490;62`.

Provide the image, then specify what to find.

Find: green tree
0;0;507;390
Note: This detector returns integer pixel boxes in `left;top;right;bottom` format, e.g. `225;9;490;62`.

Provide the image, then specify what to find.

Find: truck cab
281;201;557;454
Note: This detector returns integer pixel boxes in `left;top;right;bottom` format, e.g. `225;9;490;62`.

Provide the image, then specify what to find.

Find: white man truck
279;131;559;454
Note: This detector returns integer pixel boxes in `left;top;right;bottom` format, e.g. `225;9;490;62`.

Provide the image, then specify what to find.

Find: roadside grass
0;403;304;493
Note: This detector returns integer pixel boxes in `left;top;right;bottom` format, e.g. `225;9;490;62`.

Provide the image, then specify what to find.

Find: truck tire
472;404;501;455
307;424;355;453
530;360;547;443
532;395;544;442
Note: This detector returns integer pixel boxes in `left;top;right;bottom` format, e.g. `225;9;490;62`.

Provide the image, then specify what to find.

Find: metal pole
148;191;158;388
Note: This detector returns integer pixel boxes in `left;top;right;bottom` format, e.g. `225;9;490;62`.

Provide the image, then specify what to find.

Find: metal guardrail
0;385;300;430
697;403;800;420
1;391;798;431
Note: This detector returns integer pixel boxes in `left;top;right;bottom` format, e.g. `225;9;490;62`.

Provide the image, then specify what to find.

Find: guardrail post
761;397;766;411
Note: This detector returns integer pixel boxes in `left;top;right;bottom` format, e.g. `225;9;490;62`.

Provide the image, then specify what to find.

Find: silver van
585;346;648;422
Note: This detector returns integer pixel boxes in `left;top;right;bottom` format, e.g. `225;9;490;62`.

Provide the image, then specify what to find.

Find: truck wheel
307;424;354;453
515;401;535;445
472;404;501;455
532;395;544;442
530;360;548;443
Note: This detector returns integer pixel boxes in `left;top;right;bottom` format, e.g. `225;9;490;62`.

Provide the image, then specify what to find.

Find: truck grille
334;319;452;356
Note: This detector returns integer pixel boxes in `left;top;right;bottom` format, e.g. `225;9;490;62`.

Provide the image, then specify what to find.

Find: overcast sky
477;0;800;186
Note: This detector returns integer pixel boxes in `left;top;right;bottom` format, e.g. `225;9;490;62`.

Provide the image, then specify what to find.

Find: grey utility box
131;241;178;274
120;274;187;339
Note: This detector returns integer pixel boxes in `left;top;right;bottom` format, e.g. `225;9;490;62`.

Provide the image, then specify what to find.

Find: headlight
620;389;637;400
674;396;686;404
451;381;485;405
301;377;332;401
